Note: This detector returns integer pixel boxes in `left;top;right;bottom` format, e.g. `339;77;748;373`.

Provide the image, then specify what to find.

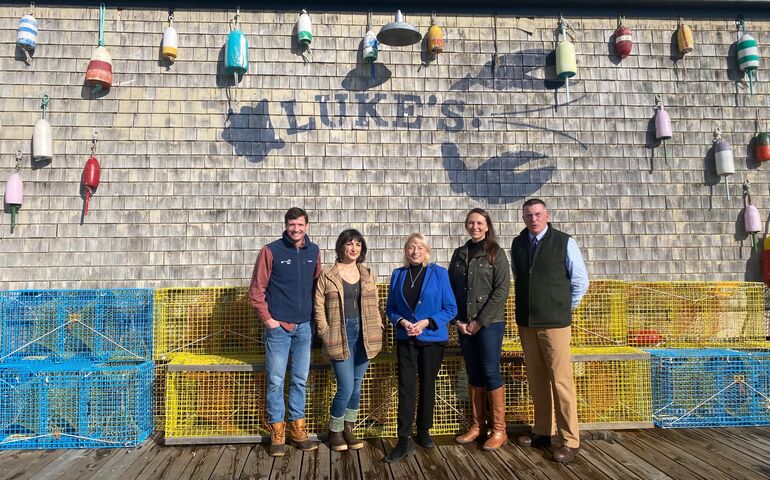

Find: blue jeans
265;322;312;424
330;316;370;419
459;321;504;390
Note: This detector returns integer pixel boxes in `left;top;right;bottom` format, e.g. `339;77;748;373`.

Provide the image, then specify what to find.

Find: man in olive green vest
510;198;589;463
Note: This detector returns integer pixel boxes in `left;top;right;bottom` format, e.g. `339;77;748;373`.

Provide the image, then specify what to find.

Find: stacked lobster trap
156;287;332;444
0;289;154;449
628;281;770;428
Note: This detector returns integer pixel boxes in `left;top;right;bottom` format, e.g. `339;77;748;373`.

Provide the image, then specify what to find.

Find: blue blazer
386;263;458;343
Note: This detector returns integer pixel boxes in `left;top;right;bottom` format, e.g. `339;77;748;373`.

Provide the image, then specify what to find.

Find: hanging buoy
4;149;23;233
756;132;770;162
82;132;100;215
614;18;632;59
736;17;759;97
297;9;312;48
556;16;577;106
32;95;52;162
162;10;178;62
427;13;444;59
85;3;112;93
744;181;761;251
713;128;735;200
654;95;672;162
225;8;248;77
16;9;38;63
676;19;694;56
363;29;378;80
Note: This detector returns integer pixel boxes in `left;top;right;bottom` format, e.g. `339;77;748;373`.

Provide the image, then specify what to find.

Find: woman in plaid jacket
314;229;383;452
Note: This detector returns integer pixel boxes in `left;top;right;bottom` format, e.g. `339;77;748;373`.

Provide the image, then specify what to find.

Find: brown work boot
287;418;318;451
482;386;508;451
456;386;487;444
329;430;348;452
268;421;287;457
552;445;580;463
343;421;365;450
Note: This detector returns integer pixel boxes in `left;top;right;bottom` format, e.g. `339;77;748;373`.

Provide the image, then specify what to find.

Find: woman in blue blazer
383;233;457;463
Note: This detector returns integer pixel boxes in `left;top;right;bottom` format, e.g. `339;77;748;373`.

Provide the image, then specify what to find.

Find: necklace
408;265;425;288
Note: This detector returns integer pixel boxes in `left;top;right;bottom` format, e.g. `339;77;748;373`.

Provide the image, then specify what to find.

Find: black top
467;238;486;260
403;263;426;311
342;280;361;320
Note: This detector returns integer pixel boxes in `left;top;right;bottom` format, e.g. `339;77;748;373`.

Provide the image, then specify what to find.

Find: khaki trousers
518;325;580;448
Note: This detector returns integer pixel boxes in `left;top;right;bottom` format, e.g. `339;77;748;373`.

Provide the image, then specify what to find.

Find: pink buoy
654;96;673;162
4;172;23;233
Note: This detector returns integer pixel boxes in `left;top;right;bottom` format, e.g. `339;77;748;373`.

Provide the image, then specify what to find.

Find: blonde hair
402;233;431;266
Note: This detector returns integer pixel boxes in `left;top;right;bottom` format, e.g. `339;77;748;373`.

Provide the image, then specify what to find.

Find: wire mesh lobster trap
164;353;331;444
627;282;766;348
648;348;770;428
153;287;262;360
0;360;153;449
502;281;629;351
501;347;653;429
0;289;153;362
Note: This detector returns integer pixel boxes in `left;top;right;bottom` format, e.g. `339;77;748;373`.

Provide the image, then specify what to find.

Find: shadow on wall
441;142;555;205
221;100;285;163
341;38;392;92
449;49;569;92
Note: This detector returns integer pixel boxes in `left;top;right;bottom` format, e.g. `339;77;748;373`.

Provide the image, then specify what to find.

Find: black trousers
395;340;446;439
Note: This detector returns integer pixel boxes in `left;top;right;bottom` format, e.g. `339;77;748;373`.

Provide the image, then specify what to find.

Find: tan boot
268;422;287;457
482;387;508;450
456;386;487;444
287;418;318;451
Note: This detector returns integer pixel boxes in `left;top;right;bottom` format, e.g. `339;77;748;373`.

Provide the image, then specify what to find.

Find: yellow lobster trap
626;282;766;348
164;353;331;444
501;347;653;429
153;287;262;360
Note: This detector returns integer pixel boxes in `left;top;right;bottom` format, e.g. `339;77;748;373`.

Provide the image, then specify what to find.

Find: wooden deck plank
357;438;392;480
613;431;704;480
135;445;197;480
578;441;645;480
697;427;770;466
0;448;68;480
411;437;457;480
635;429;752;480
88;440;165;480
270;445;302;480
721;426;770;452
437;443;489;480
177;445;225;480
459;441;524;480
300;441;330;480
27;448;100;480
513;444;582;480
644;428;770;480
381;438;424;480
209;445;253;480
237;445;273;480
492;444;551;480
67;448;127;480
586;437;672;480
331;444;361;480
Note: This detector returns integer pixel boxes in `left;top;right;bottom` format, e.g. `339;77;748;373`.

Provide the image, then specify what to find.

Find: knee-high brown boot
456;386;487;444
483;386;507;450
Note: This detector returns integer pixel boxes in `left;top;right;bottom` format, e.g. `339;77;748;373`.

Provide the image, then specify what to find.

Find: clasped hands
457;320;481;336
400;318;430;336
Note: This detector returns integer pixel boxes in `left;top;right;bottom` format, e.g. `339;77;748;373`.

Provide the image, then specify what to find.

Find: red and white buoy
85;3;112;93
614;17;632;59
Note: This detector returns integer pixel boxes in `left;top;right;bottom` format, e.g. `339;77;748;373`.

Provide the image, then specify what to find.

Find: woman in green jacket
448;208;511;450
315;229;383;452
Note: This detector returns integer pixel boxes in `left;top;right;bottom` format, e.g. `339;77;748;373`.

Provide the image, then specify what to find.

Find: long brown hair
466;208;500;265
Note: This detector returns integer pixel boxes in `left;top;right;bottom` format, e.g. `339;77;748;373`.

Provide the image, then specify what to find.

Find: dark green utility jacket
448;241;511;327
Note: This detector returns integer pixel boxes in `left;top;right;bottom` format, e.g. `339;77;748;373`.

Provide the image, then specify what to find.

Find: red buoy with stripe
86;45;112;90
614;24;632;59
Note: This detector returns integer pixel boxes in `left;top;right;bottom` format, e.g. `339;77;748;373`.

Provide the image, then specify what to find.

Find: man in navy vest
510;198;589;463
250;207;321;457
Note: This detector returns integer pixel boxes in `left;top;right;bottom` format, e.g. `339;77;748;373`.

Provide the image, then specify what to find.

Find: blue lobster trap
648;348;770;428
0;289;152;362
0;359;153;449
